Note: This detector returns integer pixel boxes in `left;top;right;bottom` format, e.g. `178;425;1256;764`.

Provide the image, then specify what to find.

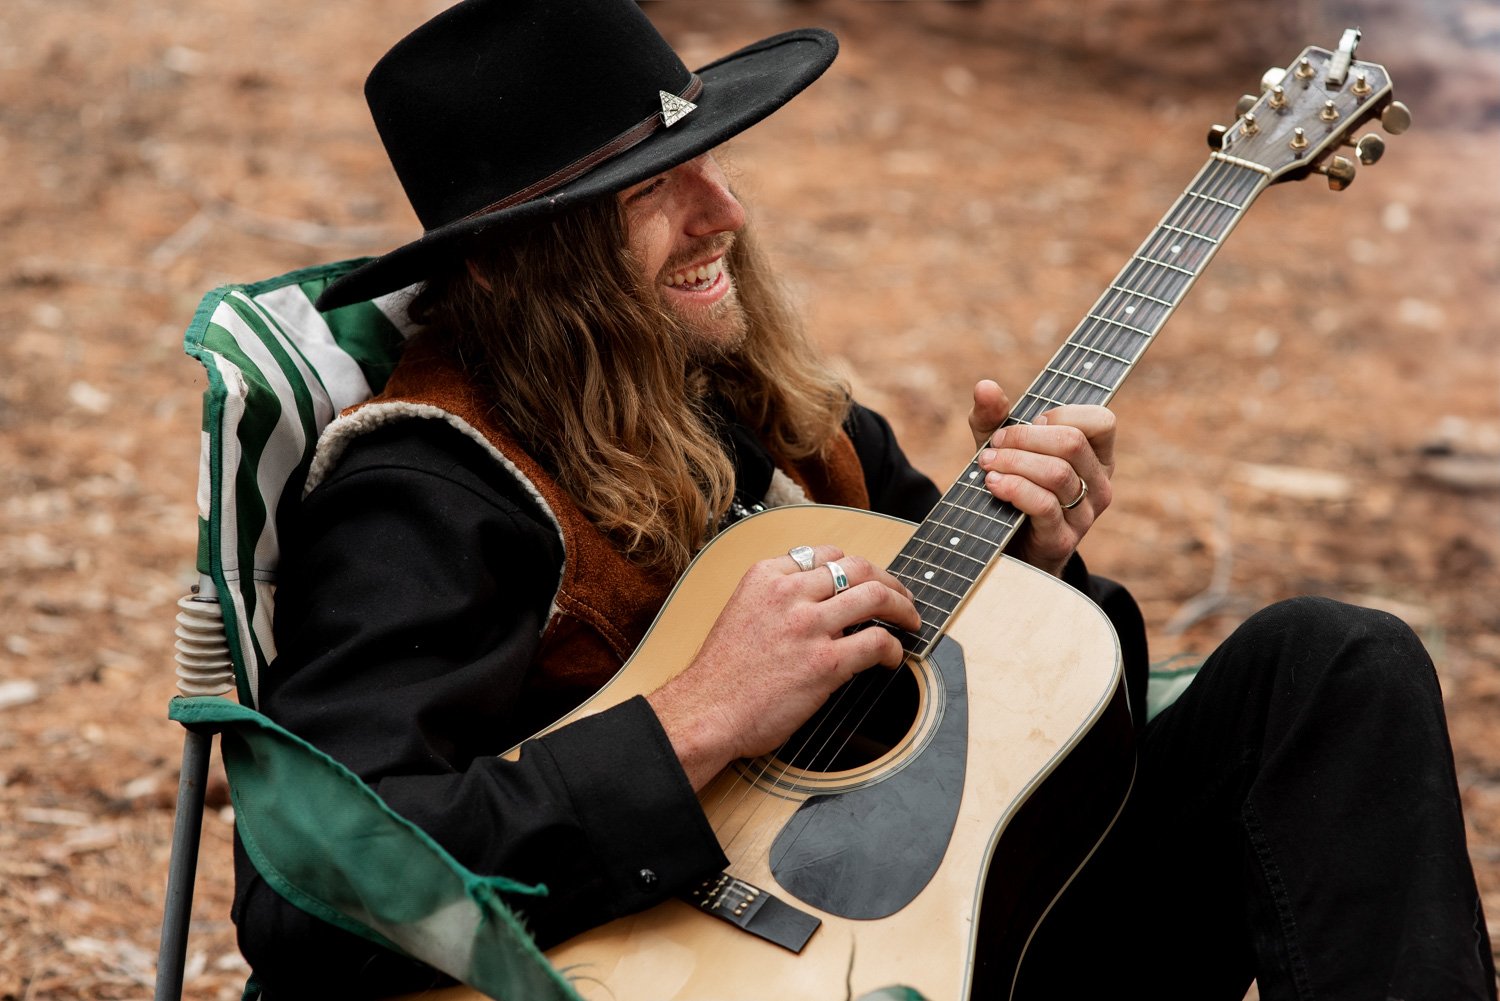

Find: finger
831;624;909;674
984;465;1092;522
779;544;844;575
981;448;1092;511
790;554;914;604
827;577;923;634
968;379;1012;449
1031;405;1117;471
982;415;1114;499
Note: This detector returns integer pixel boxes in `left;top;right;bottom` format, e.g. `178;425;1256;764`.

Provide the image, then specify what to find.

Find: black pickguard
768;636;967;919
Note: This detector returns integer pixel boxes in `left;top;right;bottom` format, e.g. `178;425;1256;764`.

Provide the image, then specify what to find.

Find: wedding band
826;560;850;596
1061;478;1089;511
788;545;816;572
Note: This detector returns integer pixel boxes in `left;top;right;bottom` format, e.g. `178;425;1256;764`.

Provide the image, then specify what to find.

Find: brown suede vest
320;336;870;731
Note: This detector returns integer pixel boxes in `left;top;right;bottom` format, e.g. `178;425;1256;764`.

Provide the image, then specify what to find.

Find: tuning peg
1260;66;1288;93
1235;93;1258;117
1354;133;1386;165
1316;155;1357;191
1207;124;1228;150
1381;100;1412;134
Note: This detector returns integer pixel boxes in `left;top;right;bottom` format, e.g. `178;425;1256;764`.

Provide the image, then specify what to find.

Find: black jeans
1019;596;1496;1000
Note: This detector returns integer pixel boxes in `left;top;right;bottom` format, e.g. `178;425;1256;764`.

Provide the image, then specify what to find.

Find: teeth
666;258;723;288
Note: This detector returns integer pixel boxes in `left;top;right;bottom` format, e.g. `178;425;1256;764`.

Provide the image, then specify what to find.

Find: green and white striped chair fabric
183;258;416;707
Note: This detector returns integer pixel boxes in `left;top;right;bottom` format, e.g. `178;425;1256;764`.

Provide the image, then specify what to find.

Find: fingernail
979;448;997;464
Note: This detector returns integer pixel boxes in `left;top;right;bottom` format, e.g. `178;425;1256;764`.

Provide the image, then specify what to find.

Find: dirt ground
1;1;1497;997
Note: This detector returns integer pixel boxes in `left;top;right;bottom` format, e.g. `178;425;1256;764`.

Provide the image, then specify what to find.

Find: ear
465;259;493;292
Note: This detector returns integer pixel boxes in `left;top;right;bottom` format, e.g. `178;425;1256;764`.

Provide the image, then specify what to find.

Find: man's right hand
646;545;921;790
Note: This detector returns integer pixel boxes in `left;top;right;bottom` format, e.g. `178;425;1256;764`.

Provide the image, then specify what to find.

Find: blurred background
1;0;1496;996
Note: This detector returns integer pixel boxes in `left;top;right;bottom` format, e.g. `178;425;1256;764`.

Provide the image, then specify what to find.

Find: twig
1164;497;1250;635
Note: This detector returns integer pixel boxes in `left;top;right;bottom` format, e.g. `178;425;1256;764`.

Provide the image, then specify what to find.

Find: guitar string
705;160;1267;867
707;159;1257;862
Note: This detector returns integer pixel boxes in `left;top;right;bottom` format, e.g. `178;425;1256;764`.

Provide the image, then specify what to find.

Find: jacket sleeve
233;421;726;998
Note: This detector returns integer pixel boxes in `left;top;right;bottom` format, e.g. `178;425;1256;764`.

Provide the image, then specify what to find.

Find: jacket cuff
530;696;729;916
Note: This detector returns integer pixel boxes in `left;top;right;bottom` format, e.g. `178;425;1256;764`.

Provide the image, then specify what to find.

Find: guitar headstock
1209;29;1410;189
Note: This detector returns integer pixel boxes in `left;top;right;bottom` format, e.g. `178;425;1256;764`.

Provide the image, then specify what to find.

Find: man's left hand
967;379;1115;577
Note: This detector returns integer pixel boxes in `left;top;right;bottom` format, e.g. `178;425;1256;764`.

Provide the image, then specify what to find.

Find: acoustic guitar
419;31;1407;1001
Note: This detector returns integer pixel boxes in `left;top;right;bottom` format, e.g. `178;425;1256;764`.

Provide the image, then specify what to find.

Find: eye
626;176;668;203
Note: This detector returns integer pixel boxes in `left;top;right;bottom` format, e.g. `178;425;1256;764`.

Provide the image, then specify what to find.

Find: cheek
624;212;674;282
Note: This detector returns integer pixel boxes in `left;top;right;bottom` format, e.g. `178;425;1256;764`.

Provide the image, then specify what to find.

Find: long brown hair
409;196;849;573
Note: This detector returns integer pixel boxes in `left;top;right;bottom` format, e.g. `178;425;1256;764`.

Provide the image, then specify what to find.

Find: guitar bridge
683;873;821;953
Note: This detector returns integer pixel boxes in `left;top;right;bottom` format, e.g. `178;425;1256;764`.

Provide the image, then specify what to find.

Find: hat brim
315;27;837;311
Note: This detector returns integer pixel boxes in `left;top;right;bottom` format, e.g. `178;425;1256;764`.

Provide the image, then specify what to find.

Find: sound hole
779;665;919;772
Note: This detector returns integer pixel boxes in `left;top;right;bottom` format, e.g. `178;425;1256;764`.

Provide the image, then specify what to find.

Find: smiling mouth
662;256;725;292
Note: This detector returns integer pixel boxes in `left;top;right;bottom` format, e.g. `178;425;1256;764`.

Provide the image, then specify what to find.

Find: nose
681;155;746;238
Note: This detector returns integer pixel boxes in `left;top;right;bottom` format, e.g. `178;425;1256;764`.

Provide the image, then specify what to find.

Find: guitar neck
890;155;1272;656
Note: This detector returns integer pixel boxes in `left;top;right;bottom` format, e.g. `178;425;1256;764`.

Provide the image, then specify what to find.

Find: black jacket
233;403;1146;998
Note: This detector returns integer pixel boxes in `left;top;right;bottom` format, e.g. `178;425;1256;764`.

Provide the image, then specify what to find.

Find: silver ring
1061;478;1089;511
788;545;816;572
826;560;850;596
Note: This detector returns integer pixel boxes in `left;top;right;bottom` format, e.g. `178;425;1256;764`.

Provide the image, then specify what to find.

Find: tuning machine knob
1206;123;1228;150
1236;93;1258;117
1353;133;1386;165
1381;100;1413;135
1260;67;1288;93
1316;155;1357;191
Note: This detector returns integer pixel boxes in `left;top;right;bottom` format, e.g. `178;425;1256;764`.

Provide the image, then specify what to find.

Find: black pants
1019;596;1496;1000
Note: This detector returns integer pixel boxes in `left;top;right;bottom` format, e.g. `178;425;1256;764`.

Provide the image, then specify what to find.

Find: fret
909;593;957;617
1092;301;1167;337
1184;189;1243;211
1159;222;1218;244
1086;313;1153;338
1044;365;1112;394
902;532;991;570
933;498;1017;531
1068;341;1132;365
1023;389;1072;410
894;552;982;581
1134;254;1196;277
1054;346;1129;388
905;576;966;604
1109;284;1172;309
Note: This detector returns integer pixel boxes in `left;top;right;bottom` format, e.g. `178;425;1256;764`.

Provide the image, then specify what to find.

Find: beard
651;235;750;361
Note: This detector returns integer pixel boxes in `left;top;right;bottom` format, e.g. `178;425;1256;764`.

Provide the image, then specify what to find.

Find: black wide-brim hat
315;0;837;311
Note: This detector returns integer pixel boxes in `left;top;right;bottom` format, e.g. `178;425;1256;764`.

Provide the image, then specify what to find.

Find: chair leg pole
154;727;214;1001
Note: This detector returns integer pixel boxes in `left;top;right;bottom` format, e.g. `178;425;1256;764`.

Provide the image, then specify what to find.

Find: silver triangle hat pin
659;89;698;127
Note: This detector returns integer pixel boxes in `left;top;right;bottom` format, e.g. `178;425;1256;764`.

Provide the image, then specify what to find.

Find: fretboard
888;155;1270;656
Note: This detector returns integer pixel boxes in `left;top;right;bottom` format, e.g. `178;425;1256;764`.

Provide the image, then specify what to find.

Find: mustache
657;234;736;279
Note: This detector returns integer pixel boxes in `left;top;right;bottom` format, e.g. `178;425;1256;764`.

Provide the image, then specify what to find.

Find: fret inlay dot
924;571;935;580
1125;305;1136;314
1170;245;1182;253
968;470;978;479
949;536;961;546
1083;360;1095;369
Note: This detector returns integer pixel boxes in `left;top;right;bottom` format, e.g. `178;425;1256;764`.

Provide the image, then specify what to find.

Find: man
233;1;1495;998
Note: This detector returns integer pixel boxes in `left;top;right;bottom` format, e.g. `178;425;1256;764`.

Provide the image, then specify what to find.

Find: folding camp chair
154;258;1196;1001
155;259;581;1001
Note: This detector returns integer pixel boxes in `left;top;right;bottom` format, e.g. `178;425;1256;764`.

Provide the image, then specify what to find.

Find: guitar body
427;503;1133;1001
